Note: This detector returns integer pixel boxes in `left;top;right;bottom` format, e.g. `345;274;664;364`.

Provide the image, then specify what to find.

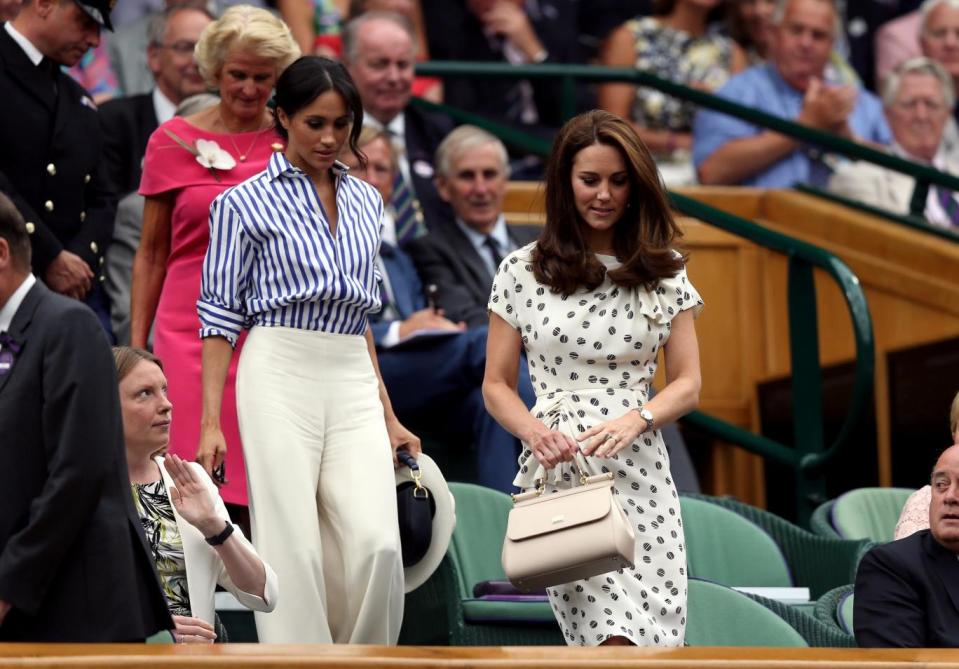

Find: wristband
204;521;234;546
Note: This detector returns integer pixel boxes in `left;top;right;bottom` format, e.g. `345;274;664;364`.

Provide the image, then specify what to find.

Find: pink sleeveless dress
139;116;283;506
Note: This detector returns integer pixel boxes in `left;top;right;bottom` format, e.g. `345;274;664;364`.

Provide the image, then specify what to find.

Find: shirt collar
454;215;509;251
266;151;350;186
152;87;177;125
364;112;405;145
891;141;942;168
5;22;44;66
0;273;36;334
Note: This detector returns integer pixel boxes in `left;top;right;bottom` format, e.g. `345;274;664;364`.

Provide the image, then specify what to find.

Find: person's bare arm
197;336;233;476
483;313;577;469
597;25;637;121
277;0;316;55
130;194;173;348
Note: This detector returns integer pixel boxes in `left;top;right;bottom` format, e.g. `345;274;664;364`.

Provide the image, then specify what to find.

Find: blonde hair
195;5;301;88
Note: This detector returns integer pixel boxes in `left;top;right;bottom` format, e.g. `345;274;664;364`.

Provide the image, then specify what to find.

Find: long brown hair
532;110;684;296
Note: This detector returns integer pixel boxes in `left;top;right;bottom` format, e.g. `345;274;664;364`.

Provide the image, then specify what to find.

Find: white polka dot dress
488;244;704;647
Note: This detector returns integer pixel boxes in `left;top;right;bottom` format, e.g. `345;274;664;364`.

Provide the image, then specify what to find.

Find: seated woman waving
113;346;277;643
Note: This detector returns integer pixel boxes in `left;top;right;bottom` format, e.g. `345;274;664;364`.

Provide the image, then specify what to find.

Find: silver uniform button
44;200;54;212
84;174;91;184
26;222;35;234
46;163;56;176
90;241;98;254
80;211;86;222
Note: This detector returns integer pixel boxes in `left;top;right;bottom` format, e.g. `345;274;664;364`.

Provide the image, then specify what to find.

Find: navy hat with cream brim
74;0;115;31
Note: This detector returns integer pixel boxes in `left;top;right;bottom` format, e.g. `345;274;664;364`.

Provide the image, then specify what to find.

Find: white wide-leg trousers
236;326;404;644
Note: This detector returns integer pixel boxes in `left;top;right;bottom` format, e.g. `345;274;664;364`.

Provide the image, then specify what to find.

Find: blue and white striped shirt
198;152;384;346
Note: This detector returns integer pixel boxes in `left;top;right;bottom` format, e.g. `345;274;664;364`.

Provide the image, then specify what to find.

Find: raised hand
166;454;222;537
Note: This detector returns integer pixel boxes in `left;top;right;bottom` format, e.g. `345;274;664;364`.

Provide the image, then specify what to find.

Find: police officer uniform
0;0;117;334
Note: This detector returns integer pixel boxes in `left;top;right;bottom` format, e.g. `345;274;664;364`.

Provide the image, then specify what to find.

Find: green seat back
447;482;513;599
837;591;855;635
686;579;808;647
830;487;914;542
681;497;792;587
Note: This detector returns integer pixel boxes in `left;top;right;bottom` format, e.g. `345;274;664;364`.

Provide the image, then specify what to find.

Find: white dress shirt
0;274;36;351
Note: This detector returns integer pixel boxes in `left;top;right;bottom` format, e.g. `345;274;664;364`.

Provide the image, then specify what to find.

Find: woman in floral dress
598;0;746;163
484;110;703;646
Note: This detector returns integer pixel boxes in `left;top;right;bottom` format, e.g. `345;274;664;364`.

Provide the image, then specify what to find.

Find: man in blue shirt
693;0;892;188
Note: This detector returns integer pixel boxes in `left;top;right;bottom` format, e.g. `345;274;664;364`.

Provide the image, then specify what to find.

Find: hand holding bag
501;453;636;592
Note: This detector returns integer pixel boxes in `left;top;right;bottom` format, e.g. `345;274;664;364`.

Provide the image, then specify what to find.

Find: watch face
641;409;653;421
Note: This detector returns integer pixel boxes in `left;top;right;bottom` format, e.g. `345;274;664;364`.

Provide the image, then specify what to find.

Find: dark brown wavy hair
532;110;684;296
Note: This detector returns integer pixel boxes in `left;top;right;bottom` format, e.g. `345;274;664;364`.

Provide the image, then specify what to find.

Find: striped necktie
935;186;959;227
386;130;427;244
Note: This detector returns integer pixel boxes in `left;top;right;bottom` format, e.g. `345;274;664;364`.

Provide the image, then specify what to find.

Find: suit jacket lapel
445;222;493;294
138;93;159;146
0;31;57;111
924;531;959;615
0;281;44;397
507;224;540;248
380;242;415;320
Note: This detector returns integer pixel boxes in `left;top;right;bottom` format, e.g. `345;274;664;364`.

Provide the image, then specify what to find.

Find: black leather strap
204;521;234;546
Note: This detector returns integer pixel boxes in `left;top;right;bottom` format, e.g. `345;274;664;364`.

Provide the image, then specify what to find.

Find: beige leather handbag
501;455;636;592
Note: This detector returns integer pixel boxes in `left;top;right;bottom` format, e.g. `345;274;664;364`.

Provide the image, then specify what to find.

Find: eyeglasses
895;98;948;113
157;40;197;55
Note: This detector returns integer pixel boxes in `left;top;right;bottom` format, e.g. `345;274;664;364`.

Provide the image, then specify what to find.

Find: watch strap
204;521;234;546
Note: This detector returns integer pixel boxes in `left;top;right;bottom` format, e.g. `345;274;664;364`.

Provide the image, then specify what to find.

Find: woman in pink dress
132;6;300;507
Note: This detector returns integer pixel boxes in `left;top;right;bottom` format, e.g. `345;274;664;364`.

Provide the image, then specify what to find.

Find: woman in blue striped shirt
196;56;417;644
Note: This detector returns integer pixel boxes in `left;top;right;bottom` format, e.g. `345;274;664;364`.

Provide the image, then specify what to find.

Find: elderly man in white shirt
829;57;959;229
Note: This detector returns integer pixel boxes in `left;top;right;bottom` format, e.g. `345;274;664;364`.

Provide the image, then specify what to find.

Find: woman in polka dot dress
484;110;703;647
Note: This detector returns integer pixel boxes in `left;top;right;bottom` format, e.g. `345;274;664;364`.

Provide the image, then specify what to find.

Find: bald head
929;444;959;552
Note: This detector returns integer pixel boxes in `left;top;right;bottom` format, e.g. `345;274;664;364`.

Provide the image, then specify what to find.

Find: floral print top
629;17;736;131
131;479;191;616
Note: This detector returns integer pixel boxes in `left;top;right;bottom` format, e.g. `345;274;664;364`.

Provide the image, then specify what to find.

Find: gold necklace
219;112;272;162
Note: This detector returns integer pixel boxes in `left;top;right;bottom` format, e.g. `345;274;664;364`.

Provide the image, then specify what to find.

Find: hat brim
74;0;113;30
394;453;456;593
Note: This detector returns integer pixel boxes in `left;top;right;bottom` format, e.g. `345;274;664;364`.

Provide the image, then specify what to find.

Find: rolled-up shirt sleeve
198;194;251;346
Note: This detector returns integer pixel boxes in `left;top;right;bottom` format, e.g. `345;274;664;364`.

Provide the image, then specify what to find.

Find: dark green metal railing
673;193;874;525
412;63;882;523
416;61;959;239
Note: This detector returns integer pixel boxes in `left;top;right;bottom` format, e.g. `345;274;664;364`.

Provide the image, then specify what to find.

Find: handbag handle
397;450;428;499
512;450;610;503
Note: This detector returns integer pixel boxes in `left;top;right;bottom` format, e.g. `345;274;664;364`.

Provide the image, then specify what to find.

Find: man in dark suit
0;193;172;641
406;125;539;328
372;241;535;493
343;11;454;244
854;443;959;647
0;0;118;335
99;4;211;197
343;130;534;493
